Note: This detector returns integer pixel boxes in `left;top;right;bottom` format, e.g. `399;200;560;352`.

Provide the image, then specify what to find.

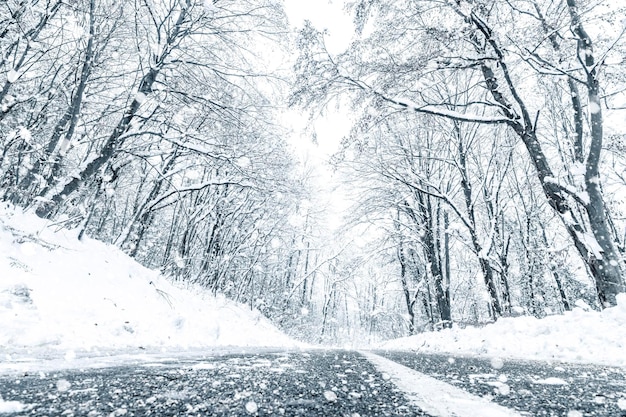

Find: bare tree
292;0;626;307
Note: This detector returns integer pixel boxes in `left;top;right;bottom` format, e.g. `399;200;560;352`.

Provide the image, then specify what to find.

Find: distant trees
292;0;626;330
0;0;318;318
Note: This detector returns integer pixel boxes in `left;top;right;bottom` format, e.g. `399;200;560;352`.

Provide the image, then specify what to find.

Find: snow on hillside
2;203;625;373
0;205;300;361
379;297;626;367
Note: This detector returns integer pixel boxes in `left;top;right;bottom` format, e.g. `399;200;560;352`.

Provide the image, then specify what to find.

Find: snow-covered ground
0;205;300;371
379;297;626;367
2;203;625;376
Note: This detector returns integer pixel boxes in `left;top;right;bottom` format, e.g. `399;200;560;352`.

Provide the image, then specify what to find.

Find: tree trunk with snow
456;131;502;317
35;1;191;218
398;243;416;335
453;0;624;306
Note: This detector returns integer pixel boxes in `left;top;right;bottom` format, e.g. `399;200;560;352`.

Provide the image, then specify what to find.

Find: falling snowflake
323;390;338;402
56;379;71;392
245;401;258;414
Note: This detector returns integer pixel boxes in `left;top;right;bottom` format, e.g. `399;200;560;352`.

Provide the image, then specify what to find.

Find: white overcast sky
282;0;355;160
281;1;357;230
283;0;354;53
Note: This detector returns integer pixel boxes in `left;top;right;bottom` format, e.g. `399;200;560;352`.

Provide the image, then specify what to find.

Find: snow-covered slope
2;203;625;371
379;297;626;366
0;205;299;357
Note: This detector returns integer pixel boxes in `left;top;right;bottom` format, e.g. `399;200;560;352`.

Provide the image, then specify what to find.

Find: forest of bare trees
2;0;625;343
292;0;626;336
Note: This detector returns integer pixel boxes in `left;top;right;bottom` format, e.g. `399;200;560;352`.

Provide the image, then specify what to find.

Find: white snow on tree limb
575;231;604;259
135;92;147;104
561;211;576;225
392;97;513;124
203;0;218;13
166;137;221;156
577;191;590;205
457;1;473;17
144;179;253;212
17;126;32;143
6;70;19;83
543;177;590;205
236;156;251;168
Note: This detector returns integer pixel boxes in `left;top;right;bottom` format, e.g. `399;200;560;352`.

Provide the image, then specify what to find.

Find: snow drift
2;203;625;370
380;296;626;366
0;205;299;356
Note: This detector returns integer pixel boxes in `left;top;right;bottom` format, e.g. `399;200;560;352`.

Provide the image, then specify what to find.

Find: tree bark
35;2;191;218
411;194;452;328
467;4;625;306
398;241;416;334
20;0;98;203
457;132;503;318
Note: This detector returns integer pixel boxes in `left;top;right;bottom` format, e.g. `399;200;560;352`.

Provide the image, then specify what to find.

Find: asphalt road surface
0;349;624;416
374;350;626;417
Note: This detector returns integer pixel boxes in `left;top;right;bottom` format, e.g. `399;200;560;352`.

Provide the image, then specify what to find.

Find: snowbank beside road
0;205;299;356
380;296;626;366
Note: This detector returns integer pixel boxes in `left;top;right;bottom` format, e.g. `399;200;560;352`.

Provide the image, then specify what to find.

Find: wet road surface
0;350;423;416
375;350;626;417
0;349;624;416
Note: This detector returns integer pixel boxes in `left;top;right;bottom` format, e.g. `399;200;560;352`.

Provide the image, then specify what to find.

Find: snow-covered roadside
379;297;626;367
0;205;301;368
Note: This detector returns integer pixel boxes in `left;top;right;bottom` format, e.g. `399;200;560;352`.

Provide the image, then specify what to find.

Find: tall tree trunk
35;66;159;218
457;132;502;317
468;5;625;306
408;194;452;328
20;0;97;203
443;211;451;318
301;240;311;304
534;0;625;307
398;242;416;334
35;2;191;218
